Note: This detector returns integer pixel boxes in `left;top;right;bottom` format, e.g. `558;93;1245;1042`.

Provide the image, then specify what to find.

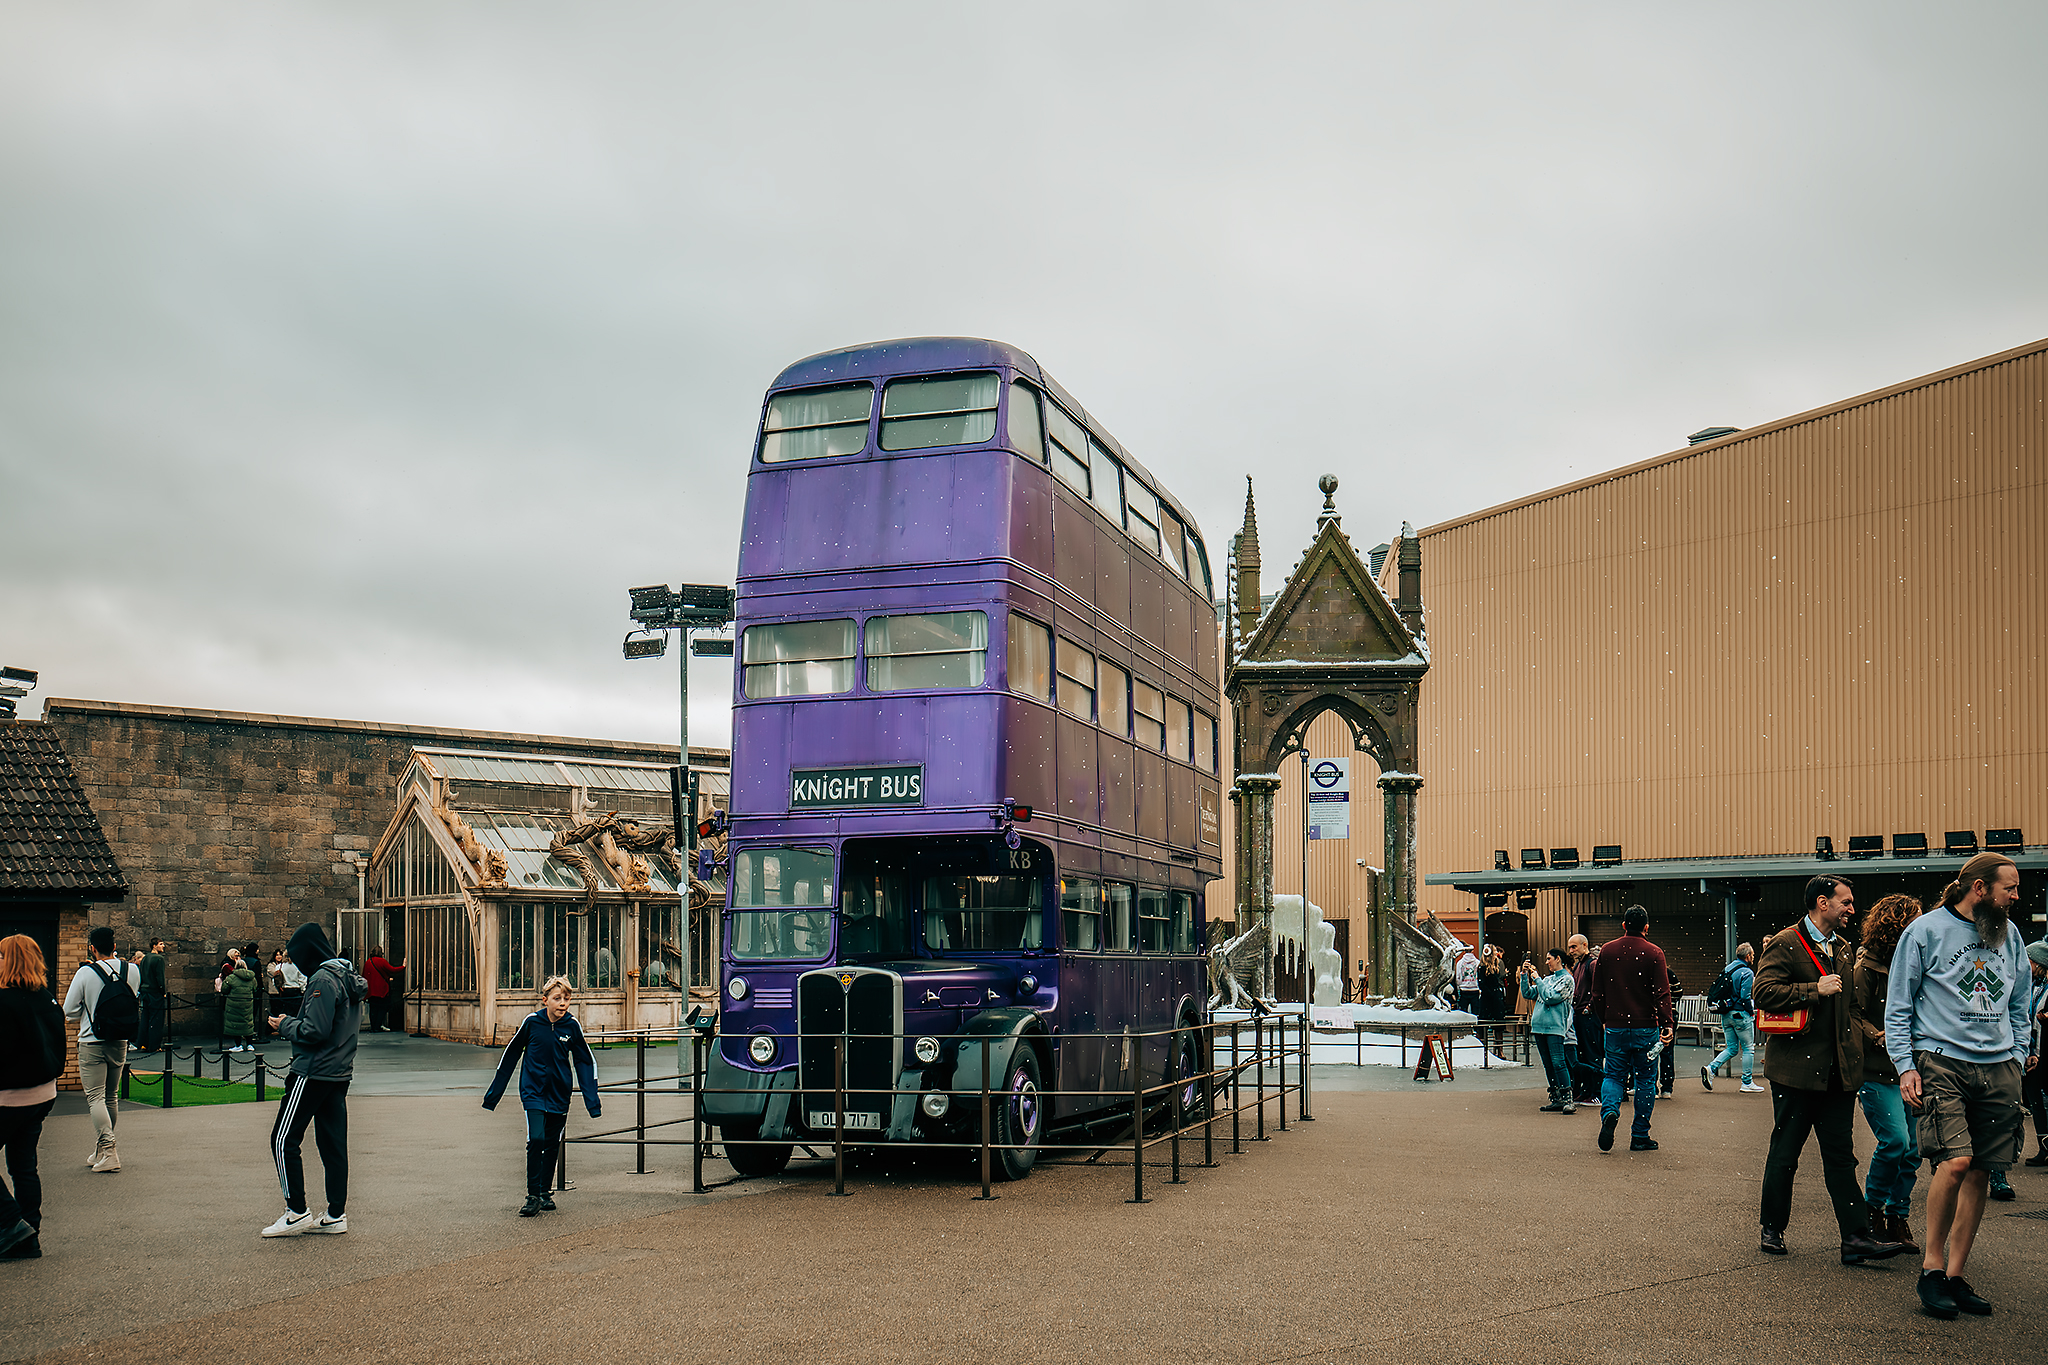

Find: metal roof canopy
414;746;729;797
1429;847;2047;893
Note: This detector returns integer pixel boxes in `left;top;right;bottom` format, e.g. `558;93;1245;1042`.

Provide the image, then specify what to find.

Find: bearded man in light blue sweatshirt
1885;853;2033;1321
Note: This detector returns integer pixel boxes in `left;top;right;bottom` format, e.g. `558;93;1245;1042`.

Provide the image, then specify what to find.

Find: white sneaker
261;1208;319;1237
307;1213;347;1235
90;1143;120;1173
88;1138;107;1168
1740;1082;1767;1093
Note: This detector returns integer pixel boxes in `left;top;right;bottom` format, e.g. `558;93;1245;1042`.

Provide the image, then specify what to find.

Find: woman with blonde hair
0;935;68;1259
481;976;602;1217
1855;894;1924;1251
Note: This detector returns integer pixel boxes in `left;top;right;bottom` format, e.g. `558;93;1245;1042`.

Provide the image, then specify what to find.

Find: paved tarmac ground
5;1037;2044;1364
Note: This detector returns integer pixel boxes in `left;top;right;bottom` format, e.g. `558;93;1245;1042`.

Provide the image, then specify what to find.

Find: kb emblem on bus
790;764;924;809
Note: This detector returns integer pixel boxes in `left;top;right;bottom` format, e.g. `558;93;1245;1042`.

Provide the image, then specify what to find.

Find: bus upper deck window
880;372;999;451
1055;639;1096;719
1133;681;1165;750
1123;480;1162;556
1088;442;1123;525
1008;382;1046;464
1164;695;1191;763
1188;531;1213;597
1100;664;1129;738
1159;507;1188;578
866;611;988;691
1194;712;1217;773
761;384;872;463
1046;404;1090;496
742;619;855;698
1008;615;1052;700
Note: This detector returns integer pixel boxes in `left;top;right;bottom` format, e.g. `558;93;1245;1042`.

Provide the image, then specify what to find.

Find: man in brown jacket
1754;874;1906;1264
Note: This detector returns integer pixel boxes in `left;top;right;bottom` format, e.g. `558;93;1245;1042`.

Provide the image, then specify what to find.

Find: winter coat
275;922;369;1081
222;964;258;1037
0;985;67;1090
484;1009;602;1118
1852;947;1899;1085
1519;967;1577;1036
1755;920;1863;1091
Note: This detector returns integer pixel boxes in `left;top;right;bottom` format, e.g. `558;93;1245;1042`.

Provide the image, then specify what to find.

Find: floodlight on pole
0;665;36;720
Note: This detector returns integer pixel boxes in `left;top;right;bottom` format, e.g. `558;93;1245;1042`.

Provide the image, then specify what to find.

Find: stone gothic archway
1225;475;1428;999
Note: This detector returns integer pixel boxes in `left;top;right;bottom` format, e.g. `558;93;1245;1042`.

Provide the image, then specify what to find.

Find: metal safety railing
561;1014;1331;1205
116;1041;285;1107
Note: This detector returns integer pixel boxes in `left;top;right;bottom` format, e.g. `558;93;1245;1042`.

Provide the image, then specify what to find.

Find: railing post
690;1031;706;1195
829;1035;849;1198
221;1047;230;1083
192;1047;201;1080
1300;1007;1312;1121
118;1062;130;1102
635;1032;647;1175
1276;1014;1288;1132
1201;1020;1217;1168
161;1060;173;1110
256;1056;265;1103
1253;1016;1267;1142
1169;1027;1184;1185
556;1123;570;1192
974;1035;995;1201
1125;1034;1148;1204
1230;1021;1241;1153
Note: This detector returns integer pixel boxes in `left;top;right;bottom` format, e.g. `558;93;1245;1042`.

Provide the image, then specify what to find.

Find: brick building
39;699;727;1031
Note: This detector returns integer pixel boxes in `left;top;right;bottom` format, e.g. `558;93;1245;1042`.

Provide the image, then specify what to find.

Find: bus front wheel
721;1123;792;1178
991;1047;1043;1181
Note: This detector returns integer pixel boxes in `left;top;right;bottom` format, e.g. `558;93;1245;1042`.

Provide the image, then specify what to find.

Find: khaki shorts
1913;1051;2026;1172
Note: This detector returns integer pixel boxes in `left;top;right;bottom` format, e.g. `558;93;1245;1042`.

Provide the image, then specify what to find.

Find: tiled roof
0;722;127;899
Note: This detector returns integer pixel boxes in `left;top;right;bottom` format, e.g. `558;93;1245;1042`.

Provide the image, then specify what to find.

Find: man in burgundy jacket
1589;906;1675;1153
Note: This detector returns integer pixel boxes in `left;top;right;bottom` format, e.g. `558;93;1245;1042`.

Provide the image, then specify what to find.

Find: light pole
625;584;735;999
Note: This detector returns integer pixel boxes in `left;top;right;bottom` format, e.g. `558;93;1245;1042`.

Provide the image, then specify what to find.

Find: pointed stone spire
1235;477;1263;645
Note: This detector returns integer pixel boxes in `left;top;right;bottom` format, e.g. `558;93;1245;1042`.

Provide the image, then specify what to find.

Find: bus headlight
748;1033;778;1064
727;976;749;1001
921;1091;950;1118
913;1035;942;1065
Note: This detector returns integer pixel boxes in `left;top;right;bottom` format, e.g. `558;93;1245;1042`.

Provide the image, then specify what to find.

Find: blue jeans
1708;1012;1754;1084
1533;1033;1570;1100
1601;1027;1659;1139
1859;1081;1919;1216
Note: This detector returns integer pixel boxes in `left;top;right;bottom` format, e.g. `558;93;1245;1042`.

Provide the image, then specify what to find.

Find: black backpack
88;961;141;1042
1706;963;1743;1014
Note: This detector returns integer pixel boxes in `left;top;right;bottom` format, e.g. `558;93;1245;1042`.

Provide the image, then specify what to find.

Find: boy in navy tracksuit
484;975;601;1216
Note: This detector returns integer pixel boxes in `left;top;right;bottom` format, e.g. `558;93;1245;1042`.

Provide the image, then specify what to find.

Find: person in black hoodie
0;934;67;1260
483;975;601;1217
260;923;367;1239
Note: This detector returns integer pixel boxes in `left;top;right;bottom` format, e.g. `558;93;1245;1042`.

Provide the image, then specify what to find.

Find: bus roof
767;336;1199;539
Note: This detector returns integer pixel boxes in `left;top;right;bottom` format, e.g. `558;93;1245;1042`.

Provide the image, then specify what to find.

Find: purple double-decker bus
701;337;1224;1180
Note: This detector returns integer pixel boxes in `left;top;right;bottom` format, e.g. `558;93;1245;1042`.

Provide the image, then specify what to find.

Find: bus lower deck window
1061;879;1102;952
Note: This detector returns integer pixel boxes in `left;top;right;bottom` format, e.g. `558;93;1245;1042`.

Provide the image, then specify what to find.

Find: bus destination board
790;764;924;809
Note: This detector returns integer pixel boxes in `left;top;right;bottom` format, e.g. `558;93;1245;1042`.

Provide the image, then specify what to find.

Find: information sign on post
1306;757;1349;840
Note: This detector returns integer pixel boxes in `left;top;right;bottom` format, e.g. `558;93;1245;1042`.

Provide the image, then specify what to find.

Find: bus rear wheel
721;1123;792;1178
991;1047;1042;1182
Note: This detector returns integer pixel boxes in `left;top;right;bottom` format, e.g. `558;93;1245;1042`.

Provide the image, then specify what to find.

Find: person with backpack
260;922;367;1238
1702;942;1764;1093
62;926;141;1174
0;934;68;1260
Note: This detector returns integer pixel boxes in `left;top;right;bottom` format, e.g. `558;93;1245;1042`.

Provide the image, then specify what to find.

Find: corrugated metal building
1412;336;2047;988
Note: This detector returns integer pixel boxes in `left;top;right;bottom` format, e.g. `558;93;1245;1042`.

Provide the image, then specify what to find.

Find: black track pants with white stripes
272;1073;350;1217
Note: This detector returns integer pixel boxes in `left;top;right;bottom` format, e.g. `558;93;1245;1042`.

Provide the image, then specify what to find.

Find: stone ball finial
1318;474;1338;516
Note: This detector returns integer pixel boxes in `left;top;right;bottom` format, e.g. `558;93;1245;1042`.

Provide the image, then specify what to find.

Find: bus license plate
809;1111;881;1130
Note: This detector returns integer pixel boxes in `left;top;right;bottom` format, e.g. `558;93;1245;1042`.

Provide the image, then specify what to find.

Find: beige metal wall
1413;337;2048;955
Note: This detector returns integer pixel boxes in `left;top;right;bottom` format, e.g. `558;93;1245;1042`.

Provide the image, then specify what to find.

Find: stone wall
42;700;725;1009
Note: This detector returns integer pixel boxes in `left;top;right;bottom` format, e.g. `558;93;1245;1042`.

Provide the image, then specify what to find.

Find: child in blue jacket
484;976;602;1216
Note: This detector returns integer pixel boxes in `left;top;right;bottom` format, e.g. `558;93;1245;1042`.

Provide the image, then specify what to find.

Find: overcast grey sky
4;3;2043;748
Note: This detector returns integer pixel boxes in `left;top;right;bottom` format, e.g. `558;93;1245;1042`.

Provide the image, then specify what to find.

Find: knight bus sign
790;765;923;808
702;337;1226;1184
